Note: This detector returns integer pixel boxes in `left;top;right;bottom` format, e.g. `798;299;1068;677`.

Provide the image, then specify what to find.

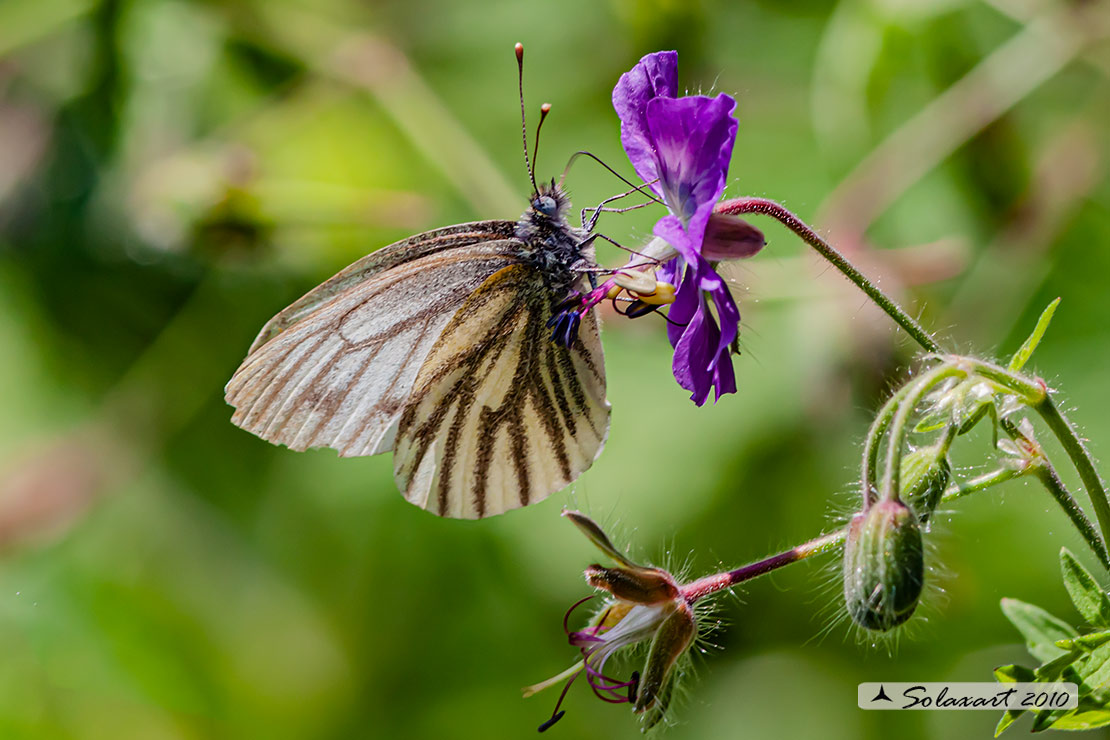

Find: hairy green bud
899;443;952;523
843;499;925;631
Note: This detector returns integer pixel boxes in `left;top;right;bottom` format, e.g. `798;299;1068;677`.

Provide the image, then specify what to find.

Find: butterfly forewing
244;221;518;354
393;264;610;519
224;222;523;458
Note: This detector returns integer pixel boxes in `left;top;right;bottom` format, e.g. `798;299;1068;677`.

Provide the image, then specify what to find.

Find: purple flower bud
701;213;765;261
843;499;925;631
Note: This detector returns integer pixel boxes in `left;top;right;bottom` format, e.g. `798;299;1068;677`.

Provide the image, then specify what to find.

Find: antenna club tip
540;103;552;113
514;43;524;60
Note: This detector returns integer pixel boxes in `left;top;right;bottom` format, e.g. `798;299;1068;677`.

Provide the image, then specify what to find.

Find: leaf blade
1061;548;1110;628
1009;297;1060;371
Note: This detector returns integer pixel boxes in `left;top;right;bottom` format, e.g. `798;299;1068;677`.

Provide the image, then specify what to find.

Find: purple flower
612;51;764;406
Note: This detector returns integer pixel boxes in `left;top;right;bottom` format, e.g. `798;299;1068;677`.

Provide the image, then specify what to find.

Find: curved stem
860;381;914;509
881;365;967;501
715;197;942;354
957;356;1046;404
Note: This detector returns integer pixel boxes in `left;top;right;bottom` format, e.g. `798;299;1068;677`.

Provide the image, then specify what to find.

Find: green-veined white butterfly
224;45;613;519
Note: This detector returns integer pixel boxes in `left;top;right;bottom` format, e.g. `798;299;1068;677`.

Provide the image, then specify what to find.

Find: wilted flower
524;511;698;732
612;51;765;406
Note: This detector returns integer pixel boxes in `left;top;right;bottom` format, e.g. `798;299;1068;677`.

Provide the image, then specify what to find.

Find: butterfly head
530;179;570;224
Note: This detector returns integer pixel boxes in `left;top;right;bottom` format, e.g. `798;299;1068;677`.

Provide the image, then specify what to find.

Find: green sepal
1009;297;1060;371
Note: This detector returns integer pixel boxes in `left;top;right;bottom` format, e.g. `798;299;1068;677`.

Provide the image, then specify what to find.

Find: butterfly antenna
561;150;665;206
533;103;551;181
515;43;539;194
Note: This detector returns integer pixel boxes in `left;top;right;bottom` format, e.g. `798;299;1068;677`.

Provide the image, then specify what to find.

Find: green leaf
1054;629;1110;652
1030;644;1110;732
993;664;1037;737
1074;641;1110;690
994;664;1037;683
1009;297;1060;371
1034;649;1082;680
995;709;1020;736
1001;597;1079;662
1048;685;1110;730
996;561;1110;735
1044;708;1110;731
1061;548;1110;628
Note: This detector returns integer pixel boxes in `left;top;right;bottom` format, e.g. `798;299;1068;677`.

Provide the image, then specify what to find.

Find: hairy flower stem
1037;462;1110;571
681;463;1045;604
679;531;844;603
714;197;942;354
1034;397;1110;565
713;198;1110;571
860;382;913;508
880;365;967;502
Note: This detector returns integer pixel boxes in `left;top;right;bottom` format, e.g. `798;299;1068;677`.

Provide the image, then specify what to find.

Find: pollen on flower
634;280;675;305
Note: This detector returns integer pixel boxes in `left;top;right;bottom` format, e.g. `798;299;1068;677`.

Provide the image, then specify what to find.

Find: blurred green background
2;0;1110;737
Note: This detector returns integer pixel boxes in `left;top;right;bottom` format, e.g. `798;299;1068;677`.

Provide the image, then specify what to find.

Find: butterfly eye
534;196;558;217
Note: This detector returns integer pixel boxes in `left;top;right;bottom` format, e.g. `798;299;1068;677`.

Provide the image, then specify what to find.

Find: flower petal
613;51;678;190
666;256;740;405
644;93;737;249
652;213;699;265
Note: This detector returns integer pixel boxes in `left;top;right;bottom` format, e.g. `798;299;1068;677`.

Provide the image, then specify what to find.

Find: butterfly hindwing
224;222;523;458
393;264;611;519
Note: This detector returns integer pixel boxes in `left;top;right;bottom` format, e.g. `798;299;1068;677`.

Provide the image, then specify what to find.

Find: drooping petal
671;292;715;405
664;258;699;348
612;51;678;190
644;93;737;250
666;255;741;405
701;259;739;371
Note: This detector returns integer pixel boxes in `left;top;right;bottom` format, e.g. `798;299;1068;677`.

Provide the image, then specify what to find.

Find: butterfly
224;46;612;519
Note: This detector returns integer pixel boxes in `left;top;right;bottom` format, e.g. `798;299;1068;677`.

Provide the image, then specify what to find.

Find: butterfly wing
224;221;522;458
244;221;518;354
393;264;611;519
